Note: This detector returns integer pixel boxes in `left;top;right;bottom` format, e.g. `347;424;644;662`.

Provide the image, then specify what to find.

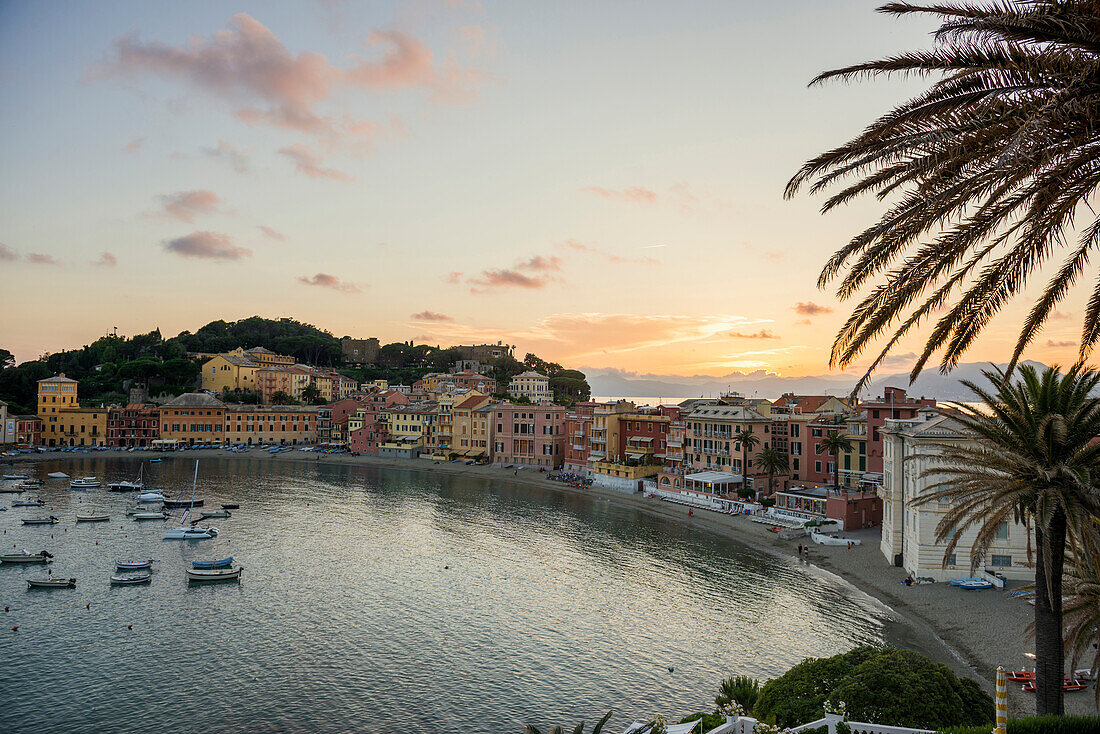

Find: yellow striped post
995;666;1007;734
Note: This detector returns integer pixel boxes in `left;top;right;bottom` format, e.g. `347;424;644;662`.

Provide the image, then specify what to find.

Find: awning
627;436;654;444
684;470;743;484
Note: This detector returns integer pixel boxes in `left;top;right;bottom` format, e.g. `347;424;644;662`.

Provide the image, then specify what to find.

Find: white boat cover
666;722;701;734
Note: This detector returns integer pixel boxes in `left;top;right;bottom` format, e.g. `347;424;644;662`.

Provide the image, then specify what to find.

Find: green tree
301;384;321;404
786;1;1100;393
819;430;853;496
754;446;789;498
550;369;591;405
736;428;759;493
912;365;1100;715
270;390;297;406
0;348;16;369
753;646;992;729
715;675;760;714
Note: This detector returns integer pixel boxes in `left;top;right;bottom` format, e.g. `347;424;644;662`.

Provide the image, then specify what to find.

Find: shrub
938;715;1100;734
753;646;993;730
678;712;725;731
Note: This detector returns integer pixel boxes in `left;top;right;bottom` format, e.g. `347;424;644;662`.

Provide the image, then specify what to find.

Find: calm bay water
0;457;888;733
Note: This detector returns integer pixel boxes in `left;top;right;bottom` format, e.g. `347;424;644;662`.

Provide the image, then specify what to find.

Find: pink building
857;386;936;473
564;402;597;473
492;404;566;468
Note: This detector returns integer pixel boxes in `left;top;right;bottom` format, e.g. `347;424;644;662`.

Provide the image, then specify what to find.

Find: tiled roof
161;392;227;408
38;375;78;383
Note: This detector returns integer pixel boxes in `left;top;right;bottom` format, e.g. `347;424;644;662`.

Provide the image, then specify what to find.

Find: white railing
705;714;932;734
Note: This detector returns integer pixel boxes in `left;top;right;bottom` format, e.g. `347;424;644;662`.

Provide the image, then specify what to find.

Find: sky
0;1;1090;379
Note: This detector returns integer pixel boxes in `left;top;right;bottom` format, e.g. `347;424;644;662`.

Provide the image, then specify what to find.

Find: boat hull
76;515;110;522
192;556;233;569
0;553;51;564
110;574;151;585
116;560;153;569
162;498;205;509
27;578;75;588
22;517;59;525
187;567;241;582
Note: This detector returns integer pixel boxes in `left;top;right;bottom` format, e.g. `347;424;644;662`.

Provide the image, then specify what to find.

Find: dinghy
110;573;151;585
0;550;52;564
116;559;154;570
2;474;30;480
76;513;110;522
137;491;165;502
132;510;168;521
199;509;230;519
192;556;233;569
162;498;204;509
22;516;59;525
186;566;242;582
12;498;44;506
17;479;43;488
959;579;994;590
47;472;69;479
27;576;75;588
0;485;25;494
221;503;240;510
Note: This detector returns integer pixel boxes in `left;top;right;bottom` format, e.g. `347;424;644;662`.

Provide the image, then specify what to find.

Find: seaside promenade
4;448;1056;717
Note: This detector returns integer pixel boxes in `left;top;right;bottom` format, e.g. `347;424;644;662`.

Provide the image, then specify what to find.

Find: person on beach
797;544;802;555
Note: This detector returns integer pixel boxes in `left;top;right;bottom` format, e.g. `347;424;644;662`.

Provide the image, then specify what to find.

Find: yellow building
452;395;494;457
201;354;261;394
37;375;107;446
158;392;226;446
234;346;295;367
379;402;436;456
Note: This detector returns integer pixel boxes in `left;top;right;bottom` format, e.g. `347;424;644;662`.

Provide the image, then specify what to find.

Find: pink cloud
26;253;59;266
92;14;482;142
516;255;561;272
163;231;251;260
1047;340;1077;348
581;186;658;205
0;243;16;261
558;238;658;266
412;310;453;322
467;253;564;293
257;225;286;240
93;251;118;267
443;271;463;284
296;273;361;292
729;330;778;339
158;190;223;222
202;140;249;173
123;138;144;153
793;302;832;316
278;144;352;181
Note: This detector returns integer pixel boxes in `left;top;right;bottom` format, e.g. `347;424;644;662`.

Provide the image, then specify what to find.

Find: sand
3;448;1084;716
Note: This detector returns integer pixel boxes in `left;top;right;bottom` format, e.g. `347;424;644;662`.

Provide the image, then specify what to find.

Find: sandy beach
1;448;1073;717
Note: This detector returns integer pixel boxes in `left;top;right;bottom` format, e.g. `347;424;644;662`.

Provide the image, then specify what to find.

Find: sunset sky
0;1;1088;379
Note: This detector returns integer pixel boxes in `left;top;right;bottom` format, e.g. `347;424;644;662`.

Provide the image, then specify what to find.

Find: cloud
26;253;59;266
443;271;463;284
123;138;143;153
163;231;251;260
296;273;361;292
0;243;16;261
411;310;453;322
580;186;658;205
158;190;224;222
257;225;286;241
793;301;832;316
1047;340;1077;348
279;144;352;180
558;238;658;266
202;140;249;173
728;330;778;339
467;254;562;293
1049;311;1072;320
92;14;482;142
93;251;118;267
0;244;62;265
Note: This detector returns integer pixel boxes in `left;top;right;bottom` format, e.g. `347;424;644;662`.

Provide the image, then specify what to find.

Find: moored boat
186;566;242;582
12;498;44;507
137;491;165;502
47;471;69;479
116;558;154;569
108;463;145;491
192;556;233;569
162;497;204;509
199;509;230;519
163;462;216;540
18;479;43;488
27;576;76;589
22;516;59;525
70;476;101;489
164;525;218;540
132;510;168;520
110;573;151;585
221;503;240;510
0;550;53;564
76;513;110;522
2;473;30;480
0;485;25;494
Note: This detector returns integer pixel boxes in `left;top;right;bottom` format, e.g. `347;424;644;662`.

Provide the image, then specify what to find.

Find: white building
508;371;552;403
880;409;1034;581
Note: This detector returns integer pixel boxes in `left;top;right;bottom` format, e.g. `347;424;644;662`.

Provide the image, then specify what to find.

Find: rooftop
161;392;227;408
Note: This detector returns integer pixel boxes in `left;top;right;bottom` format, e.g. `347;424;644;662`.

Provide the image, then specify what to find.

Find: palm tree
786;2;1100;393
523;711;613;734
1062;528;1100;707
715;675;760;715
912;364;1100;715
819;430;853;496
755;446;789;498
736;427;759;496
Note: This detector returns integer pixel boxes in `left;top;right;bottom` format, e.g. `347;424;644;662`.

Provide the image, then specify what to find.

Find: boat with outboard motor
22;516;59;525
27;576;75;589
0;550;53;564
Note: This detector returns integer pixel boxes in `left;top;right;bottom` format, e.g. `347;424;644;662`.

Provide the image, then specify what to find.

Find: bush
754;646;993;730
678;713;725;731
938;715;1100;734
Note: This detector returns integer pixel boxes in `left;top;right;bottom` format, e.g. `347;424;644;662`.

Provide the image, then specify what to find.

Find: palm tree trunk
1034;508;1067;715
832;452;840;496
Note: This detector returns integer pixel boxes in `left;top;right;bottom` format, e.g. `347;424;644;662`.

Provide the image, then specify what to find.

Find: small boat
162;498;204;509
132;511;168;520
22;516;60;525
70;476;101;489
110;573;151;585
11;497;43;507
192;556;233;569
27;576;76;588
149;458;163;463
221;503;240;510
1022;678;1091;692
47;471;70;479
18;479;43;487
163;526;218;540
949;577;985;586
959;579;994;590
108;463;145;491
0;485;25;494
186;566;242;582
1007;669;1035;682
137;491;165;502
199;509;230;519
76;513;110;522
0;550;53;564
116;559;154;569
2;473;30;480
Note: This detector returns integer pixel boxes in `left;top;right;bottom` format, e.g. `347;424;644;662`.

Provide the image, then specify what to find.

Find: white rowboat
110;574;151;585
76;513;110;522
27;577;75;588
186;567;242;582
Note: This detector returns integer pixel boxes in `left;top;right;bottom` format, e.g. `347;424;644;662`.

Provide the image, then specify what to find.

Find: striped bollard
995;666;1007;734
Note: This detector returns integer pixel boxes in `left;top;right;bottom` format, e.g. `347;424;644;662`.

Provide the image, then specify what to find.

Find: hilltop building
36;375;107;447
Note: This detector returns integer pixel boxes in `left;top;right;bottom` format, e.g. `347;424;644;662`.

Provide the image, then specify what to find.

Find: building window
995;523;1009;540
947;553;957;566
991;554;1012;567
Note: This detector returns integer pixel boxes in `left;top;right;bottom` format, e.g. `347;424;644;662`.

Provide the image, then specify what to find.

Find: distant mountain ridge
584;361;1050;403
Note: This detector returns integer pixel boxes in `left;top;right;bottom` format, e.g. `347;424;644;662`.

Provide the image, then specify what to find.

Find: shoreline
2;448;1052;715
